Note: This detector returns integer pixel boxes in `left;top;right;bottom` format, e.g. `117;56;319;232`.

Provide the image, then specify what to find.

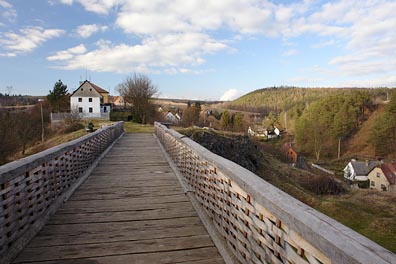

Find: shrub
64;122;84;133
303;175;347;195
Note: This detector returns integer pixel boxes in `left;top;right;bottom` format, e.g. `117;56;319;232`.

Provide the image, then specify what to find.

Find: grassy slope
342;107;383;159
258;157;396;252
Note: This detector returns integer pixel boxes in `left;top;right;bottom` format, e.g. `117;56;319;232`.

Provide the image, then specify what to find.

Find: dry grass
123;122;154;133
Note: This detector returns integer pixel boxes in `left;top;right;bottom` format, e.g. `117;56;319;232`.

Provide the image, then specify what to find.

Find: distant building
165;111;179;124
113;96;126;108
343;160;381;187
248;126;280;139
367;162;396;192
70;80;111;119
281;143;299;164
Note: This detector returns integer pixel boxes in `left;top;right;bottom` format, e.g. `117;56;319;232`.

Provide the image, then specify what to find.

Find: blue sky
0;0;395;100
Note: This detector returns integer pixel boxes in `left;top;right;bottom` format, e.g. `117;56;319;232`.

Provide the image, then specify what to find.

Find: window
381;184;386;191
89;98;93;102
103;106;107;113
78;98;82;102
89;107;93;113
371;181;375;187
78;107;83;113
376;172;381;178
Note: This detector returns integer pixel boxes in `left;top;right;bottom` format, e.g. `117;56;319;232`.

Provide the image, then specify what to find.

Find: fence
0;122;124;263
154;122;395;264
50;112;110;122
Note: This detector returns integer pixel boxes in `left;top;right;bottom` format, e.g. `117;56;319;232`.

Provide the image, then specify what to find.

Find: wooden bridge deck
13;134;224;264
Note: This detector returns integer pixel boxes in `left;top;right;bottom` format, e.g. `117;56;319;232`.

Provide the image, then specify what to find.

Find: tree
15;107;41;155
47;80;69;112
262;111;276;129
0;111;18;164
220;110;232;130
118;73;158;124
233;112;244;132
182;102;201;127
370;112;394;157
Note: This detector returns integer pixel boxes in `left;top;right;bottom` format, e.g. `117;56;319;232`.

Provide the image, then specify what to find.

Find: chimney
365;160;369;167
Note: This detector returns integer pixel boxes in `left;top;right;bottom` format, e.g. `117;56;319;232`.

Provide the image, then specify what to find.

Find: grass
123;122;154;133
317;190;396;252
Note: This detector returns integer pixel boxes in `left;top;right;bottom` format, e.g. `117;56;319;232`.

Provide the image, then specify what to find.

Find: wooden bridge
1;122;395;264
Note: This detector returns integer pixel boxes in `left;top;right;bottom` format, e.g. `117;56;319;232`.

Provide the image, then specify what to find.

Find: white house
343;160;381;186
70;80;111;119
165;111;179;124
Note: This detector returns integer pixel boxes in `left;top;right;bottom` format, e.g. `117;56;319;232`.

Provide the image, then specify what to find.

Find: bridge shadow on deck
13;134;223;264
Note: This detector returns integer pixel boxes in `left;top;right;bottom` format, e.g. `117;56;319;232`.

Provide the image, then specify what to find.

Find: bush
303;175;347;195
64;122;84;133
110;111;133;121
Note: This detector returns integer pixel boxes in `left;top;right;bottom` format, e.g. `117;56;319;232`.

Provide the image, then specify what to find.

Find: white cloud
60;0;73;4
0;0;16;22
220;89;240;101
340;76;396;88
0;52;15;57
75;24;108;38
49;34;228;73
51;0;396;84
282;49;298;57
47;44;87;61
0;0;11;9
0;26;65;54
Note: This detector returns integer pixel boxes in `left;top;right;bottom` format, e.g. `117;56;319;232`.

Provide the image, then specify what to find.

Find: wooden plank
27;247;223;264
15;235;215;262
12;134;224;264
57;200;194;214
30;216;207;246
48;205;198;224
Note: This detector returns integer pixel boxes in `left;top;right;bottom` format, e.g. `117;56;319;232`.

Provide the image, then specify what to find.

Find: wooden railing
0;122;124;263
155;122;395;264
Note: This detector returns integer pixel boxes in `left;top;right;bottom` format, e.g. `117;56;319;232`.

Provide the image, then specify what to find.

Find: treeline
294;91;371;160
0;94;42;106
231;86;389;113
370;93;396;158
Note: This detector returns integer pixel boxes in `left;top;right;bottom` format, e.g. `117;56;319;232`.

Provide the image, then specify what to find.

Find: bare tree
118;73;158;124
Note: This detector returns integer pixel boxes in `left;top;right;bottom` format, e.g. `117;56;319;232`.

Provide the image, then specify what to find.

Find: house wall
343;163;355;181
100;93;109;104
287;148;298;163
368;167;391;191
70;96;101;114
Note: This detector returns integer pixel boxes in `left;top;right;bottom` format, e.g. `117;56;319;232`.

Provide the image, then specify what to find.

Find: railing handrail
0;121;124;263
155;122;396;264
0;123;120;183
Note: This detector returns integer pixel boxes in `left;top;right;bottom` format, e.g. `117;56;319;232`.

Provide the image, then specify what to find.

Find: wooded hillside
228;87;395;161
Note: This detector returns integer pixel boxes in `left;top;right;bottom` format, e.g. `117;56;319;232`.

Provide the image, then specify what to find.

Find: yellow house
367;163;396;192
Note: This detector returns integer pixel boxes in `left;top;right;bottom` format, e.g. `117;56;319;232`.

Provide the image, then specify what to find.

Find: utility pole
284;112;287;132
338;138;341;160
38;99;45;142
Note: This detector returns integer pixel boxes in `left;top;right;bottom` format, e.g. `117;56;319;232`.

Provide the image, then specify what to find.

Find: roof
350;160;381;176
71;80;108;96
90;81;108;94
379;163;396;185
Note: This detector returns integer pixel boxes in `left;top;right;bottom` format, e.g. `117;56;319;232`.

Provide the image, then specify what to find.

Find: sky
0;0;395;101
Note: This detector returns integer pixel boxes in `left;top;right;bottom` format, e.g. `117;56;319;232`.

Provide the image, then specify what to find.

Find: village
53;79;396;194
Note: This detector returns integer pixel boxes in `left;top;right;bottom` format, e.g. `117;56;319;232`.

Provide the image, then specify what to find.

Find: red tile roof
89;81;108;94
380;163;396;185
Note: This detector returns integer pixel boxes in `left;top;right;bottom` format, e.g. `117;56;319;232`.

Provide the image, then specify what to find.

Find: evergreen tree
47;80;69;112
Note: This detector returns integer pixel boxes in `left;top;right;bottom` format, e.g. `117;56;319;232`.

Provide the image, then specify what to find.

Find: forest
227;86;395;161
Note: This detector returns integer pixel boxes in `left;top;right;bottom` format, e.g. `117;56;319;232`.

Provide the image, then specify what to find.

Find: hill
228;86;389;113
